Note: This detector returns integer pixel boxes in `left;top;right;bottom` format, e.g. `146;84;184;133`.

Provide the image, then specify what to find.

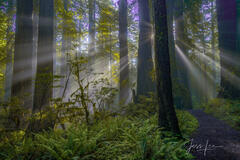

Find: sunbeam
176;45;216;99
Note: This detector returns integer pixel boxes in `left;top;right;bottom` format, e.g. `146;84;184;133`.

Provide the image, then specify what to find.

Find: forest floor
188;109;240;160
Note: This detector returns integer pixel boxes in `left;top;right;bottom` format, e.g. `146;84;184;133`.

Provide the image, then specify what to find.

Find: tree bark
154;0;181;136
88;0;96;59
211;0;217;98
237;0;240;53
166;0;182;108
11;0;33;130
166;0;177;80
216;0;240;99
32;0;39;100
136;0;154;98
119;0;129;104
53;0;57;98
60;0;69;97
30;0;54;132
12;0;33;110
200;6;208;103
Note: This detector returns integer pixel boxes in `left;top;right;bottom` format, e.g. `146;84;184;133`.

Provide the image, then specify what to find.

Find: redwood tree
30;0;54;132
137;0;154;98
154;0;181;135
217;0;240;99
11;0;34;129
119;0;129;104
12;0;33;109
88;0;96;58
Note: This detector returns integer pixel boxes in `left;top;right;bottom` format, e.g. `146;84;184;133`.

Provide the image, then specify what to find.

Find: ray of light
177;41;240;92
176;45;216;99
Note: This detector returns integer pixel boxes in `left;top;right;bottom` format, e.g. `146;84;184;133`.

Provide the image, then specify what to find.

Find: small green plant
0;96;30;131
46;55;118;127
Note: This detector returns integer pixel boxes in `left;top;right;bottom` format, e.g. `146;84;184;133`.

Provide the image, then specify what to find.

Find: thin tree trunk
201;8;208;103
78;20;82;57
174;0;192;109
109;25;112;85
88;0;96;71
53;0;57;98
166;0;180;108
32;0;39;101
60;0;68;97
154;0;181;136
211;0;217;98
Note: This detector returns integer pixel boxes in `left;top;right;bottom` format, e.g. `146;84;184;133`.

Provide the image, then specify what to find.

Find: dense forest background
0;0;240;159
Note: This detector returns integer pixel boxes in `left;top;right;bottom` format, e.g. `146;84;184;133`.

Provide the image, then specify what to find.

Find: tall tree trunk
166;0;177;79
109;25;113;85
174;0;192;108
30;0;54;132
211;0;217;98
4;0;15;101
154;0;181;136
60;0;68;97
237;0;240;53
136;0;154;98
166;0;180;108
119;0;129;104
11;0;33;129
53;0;57;98
88;0;96;61
78;21;82;57
32;0;39;101
216;0;240;99
200;8;208;103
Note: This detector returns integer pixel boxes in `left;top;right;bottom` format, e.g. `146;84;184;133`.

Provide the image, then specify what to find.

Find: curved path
187;110;240;160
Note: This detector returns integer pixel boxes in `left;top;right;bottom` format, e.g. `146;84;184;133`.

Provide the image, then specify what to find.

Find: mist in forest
0;0;240;159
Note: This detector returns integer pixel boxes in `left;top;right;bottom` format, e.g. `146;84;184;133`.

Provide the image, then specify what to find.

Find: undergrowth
0;110;198;160
202;98;240;130
0;55;199;160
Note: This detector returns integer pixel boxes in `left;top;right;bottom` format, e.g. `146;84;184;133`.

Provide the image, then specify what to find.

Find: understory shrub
0;110;198;160
202;98;240;130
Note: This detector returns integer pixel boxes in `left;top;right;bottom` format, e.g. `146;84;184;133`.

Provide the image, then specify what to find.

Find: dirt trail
187;110;240;160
